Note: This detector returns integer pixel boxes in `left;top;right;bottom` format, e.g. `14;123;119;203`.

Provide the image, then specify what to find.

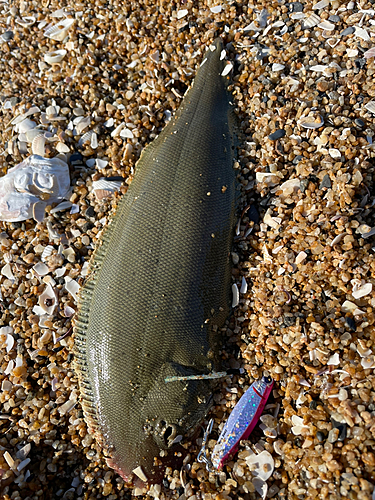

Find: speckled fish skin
74;38;238;484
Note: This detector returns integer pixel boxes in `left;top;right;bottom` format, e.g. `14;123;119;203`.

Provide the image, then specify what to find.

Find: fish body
211;376;274;470
74;38;238;483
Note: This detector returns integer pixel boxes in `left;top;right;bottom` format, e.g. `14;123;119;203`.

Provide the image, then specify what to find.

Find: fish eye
264;375;273;385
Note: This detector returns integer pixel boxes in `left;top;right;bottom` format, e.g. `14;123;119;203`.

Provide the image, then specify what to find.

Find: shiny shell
44;49;67;64
364;101;375;114
38;283;57;315
298;114;324;129
44;18;74;41
0;155;70;222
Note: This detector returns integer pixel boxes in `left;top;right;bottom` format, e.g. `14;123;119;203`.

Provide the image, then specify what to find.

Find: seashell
361;355;375;369
272;63;285;71
0;155;70;222
290;12;305;19
329;148;341;158
51;8;66;18
298;114;324;129
38;283;57;315
327;37;339;47
0;326;14;353
78;130;94;146
246;450;274;481
64;277;80;302
221;62;233;76
347;48;358;57
313;0;329;8
44;18;75;41
232;283;239;307
318;20;335;31
41;245;54;262
104;117;114;127
309;64;328;72
327;353;340;365
210;5;222;13
56;141;70;153
120;127;134;139
302;13;321;29
15;16;36;27
33;262;49;276
91;178;122;200
32;134;46;156
1;263;15;280
96;158;108;169
15;118;36;133
89;132;98;149
357;344;372;358
364;47;375;59
50;201;72;214
364;101;375;114
240;276;247;294
64;305;75;317
75;115;91;134
44;49;67;64
253;478;267;500
177;9;188;19
341;300;357;313
352;282;372;299
355;27;370;41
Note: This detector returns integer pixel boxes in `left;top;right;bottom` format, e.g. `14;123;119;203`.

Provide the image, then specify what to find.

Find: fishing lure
198;375;274;471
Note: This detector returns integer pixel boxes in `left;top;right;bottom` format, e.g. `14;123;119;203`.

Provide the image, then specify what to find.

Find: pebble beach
0;0;375;499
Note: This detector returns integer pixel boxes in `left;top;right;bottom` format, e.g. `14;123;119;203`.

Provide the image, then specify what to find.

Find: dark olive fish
74;37;238;484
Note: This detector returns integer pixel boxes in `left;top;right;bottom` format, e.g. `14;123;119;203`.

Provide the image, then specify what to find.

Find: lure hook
197;418;214;472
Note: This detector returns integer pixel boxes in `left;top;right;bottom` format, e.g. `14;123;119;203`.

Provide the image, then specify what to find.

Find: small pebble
268;129;286;141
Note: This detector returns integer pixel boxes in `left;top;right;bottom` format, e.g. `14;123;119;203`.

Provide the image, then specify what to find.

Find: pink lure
211;376;274;470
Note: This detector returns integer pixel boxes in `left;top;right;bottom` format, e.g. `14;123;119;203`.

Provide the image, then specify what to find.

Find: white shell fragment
298;115;324;129
295;251;307;265
33;262;49;276
177;9;188;19
272;63;285;72
291;415;309;435
0;155;70;222
327;353;340;365
246;450;275;481
44;18;75;41
132;466;148;482
352;282;372;299
253;478;268;500
329;148;341;159
318;21;335;31
240;276;248;294
221;62;233;76
365;101;375;114
364;47;375;59
232;283;239;307
64;277;80;302
303;13;321;29
92;178;122;200
44;49;67;64
38;283;57;315
0;326;14;353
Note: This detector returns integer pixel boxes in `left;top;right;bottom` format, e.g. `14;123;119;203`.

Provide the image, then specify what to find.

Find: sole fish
74;37;238;484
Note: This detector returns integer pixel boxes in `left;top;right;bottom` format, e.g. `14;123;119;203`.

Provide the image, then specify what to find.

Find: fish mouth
105;434;181;485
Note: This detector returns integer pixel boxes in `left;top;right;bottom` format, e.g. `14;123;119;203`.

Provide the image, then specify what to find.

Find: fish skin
74;37;238;484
